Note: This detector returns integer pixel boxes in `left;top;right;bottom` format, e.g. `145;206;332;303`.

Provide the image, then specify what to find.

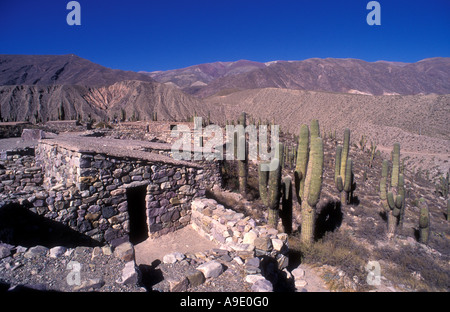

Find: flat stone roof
39;133;202;168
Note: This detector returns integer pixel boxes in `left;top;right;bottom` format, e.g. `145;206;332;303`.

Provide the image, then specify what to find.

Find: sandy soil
134;225;219;266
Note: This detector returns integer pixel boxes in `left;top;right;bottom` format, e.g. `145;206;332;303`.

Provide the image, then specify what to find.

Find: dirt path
134;225;219;266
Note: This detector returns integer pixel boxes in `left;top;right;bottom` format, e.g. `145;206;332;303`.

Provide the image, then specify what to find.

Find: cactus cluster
380;143;405;236
294;120;324;245
259;142;284;228
334;129;355;204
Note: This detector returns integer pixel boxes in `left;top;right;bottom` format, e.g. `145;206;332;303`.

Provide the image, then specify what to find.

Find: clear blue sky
0;0;449;71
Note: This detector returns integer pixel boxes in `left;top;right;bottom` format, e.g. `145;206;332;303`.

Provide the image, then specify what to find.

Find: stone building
35;133;223;246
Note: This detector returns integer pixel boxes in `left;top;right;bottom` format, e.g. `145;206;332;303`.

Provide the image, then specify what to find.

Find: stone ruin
0;122;290;291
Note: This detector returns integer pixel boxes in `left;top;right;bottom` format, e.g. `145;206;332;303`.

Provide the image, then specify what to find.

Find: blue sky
0;0;449;71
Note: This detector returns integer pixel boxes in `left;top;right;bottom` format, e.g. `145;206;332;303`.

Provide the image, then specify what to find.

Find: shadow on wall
0;203;101;248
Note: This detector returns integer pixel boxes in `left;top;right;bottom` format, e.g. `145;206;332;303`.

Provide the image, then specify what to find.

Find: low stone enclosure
1;128;290;291
35;133;223;246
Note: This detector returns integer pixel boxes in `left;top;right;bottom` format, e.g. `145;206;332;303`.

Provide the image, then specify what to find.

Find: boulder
196;260;223;279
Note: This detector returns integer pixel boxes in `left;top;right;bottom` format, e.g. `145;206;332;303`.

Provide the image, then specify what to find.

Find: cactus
340;128;350;185
447;199;449;221
380;143;405;237
342;158;353;204
310;119;320;138
237;112;248;195
334;129;354;205
391;143;400;187
418;198;430;244
295;124;310;202
259;143;284;229
300;136;324;245
369;141;377;168
281;176;293;234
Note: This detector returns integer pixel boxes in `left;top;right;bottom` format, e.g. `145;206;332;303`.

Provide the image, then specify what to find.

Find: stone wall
35;141;209;245
190;198;289;271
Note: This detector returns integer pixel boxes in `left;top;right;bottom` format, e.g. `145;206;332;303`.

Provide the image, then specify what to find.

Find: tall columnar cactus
380;143;405;236
281;176;293;234
295;124;310;202
310;119;320;138
418;198;430;244
342;158;353;204
334;129;353;204
447;199;450;222
391;143;400;187
340;128;350;185
380;160;390;211
300;136;324;245
259;143;284;229
237;112;248;195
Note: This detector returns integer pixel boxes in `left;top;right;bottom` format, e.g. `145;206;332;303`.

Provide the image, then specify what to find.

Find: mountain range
142;57;450;97
0;53;449;174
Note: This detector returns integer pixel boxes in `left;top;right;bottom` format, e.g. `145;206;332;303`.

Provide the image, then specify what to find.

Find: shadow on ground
0;203;101;248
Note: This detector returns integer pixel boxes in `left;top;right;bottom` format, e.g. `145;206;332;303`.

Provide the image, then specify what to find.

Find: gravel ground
0;244;145;292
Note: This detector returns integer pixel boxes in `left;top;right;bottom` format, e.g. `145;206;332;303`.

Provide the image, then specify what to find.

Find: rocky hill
148;57;450;98
0;54;155;86
0;80;221;123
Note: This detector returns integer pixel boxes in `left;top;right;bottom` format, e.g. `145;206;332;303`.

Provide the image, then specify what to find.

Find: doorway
126;185;149;244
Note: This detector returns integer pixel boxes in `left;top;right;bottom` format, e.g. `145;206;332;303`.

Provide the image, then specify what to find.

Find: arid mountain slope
142;60;266;92
206;88;450;176
0;80;220;123
0;54;155;86
152;57;450;98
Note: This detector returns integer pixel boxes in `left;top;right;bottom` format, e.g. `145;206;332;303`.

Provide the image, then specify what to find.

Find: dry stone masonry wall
191;198;289;271
34;140;212;245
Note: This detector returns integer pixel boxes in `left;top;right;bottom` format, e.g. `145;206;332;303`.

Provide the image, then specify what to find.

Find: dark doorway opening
126;185;148;244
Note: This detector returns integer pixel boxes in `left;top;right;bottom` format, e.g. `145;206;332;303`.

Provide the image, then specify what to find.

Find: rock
271;238;284;251
73;278;105;291
163;252;185;264
0;244;12;259
91;246;103;260
119;261;140;286
24;245;49;259
245;274;266;284
102;246;113;256
254;236;272;252
251;279;273;292
167;275;189;292
295;279;308;288
49;246;67;258
291;267;305;279
114;242;135;262
196;260;223;279
243;231;258;245
186;270;205;287
246;257;260;268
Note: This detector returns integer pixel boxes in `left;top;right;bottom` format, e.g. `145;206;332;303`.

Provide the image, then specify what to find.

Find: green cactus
391;143;400;187
295;124;310;202
334;145;343;193
237;112;248;195
418;198;430;244
381;143;405;236
334;129;354;205
342;158;353;204
446;199;450;221
310;119;320;138
340;128;350;185
300;136;324;245
259;143;284;229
